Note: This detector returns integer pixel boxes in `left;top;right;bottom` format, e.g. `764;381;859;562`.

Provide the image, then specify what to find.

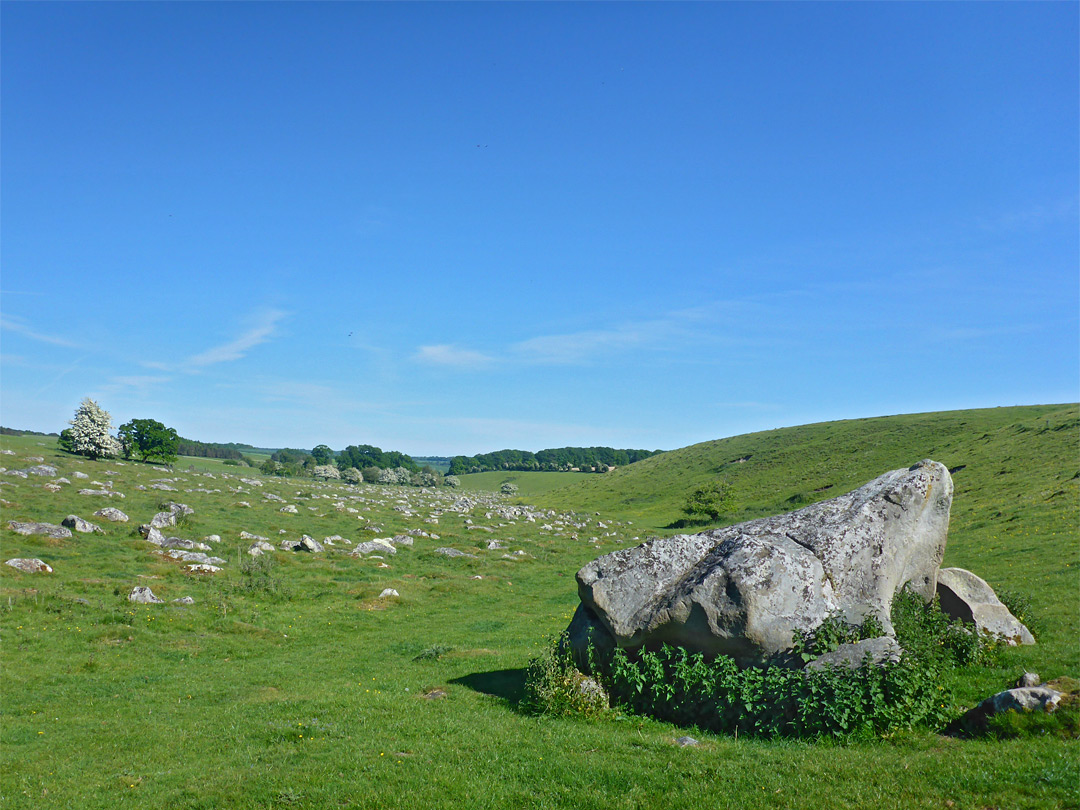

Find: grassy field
456;470;591;498
1;406;1077;809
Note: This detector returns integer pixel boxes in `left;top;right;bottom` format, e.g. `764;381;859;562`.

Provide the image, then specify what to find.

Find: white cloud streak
181;309;287;369
413;344;497;369
0;316;80;348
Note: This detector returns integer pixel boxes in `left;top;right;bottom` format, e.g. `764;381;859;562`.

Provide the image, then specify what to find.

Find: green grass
456;470;590;498
1;408;1077;809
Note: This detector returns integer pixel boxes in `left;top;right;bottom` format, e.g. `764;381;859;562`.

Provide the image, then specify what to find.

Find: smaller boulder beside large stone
936;567;1035;645
8;521;72;539
62;515;104;534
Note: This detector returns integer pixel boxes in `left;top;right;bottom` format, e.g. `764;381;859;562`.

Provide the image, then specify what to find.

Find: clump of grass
233;553;291;600
413;644;454;662
521;634;609;718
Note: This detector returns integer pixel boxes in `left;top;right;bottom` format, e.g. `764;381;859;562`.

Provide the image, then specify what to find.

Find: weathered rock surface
379;588;399;598
62;515;104;534
8;521;72;539
804;637;902;671
952;685;1065;735
129;586;163;603
94;507;129;522
24;465;58;477
5;558;53;573
297;535;325;553
936;567;1035;645
568;461;952;668
434;547;478;559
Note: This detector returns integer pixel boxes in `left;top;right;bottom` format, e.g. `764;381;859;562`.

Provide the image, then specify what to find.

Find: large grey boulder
568;461;952;668
936;567;1035;645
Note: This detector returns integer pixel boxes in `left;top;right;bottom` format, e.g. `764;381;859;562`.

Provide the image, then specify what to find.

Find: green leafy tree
311;444;334;465
117;418;180;463
682;480;734;524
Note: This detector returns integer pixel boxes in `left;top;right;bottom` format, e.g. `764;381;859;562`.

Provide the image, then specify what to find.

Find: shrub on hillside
341;467;362;484
313;464;341;480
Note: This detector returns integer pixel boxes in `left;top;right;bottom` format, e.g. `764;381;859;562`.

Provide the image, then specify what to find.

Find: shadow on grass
450;668;528;708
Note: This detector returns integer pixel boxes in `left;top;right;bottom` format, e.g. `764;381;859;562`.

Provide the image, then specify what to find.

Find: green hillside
1;406;1076;809
539;404;1078;533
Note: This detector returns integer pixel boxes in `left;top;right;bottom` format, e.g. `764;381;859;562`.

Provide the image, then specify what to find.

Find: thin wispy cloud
101;375;174;395
183;309;287;369
141;309;288;372
413;344;497;369
0;315;80;348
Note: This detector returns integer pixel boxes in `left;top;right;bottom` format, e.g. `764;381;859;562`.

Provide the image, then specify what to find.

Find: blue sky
2;2;1077;456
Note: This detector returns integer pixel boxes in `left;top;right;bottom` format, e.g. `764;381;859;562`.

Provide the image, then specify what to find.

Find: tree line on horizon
446;446;663;475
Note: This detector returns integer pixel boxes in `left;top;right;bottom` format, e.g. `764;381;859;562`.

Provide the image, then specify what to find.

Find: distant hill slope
538;404;1079;658
539;404;1078;533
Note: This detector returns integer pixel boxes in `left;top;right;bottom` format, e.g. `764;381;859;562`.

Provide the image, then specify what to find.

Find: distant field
456;470;595;498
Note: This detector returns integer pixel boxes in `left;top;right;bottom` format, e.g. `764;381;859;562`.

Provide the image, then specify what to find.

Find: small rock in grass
8;521;72;539
62;515;104;534
186;564;222;573
280;505;298;514
5;558;53;573
173;596;195;605
72;471;89;479
24;465;58;477
94;507;129;523
203;534;221;544
43;482;62;492
379;588;399;598
676;736;699;747
435;547;477;559
129;586;163;603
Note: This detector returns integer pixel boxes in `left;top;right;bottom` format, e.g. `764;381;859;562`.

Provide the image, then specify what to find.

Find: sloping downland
0;407;1076;810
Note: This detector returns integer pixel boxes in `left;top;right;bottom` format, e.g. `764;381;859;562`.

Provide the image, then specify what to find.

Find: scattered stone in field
149;512;176;529
161;537;211;551
280;540;301;551
936;567;1035;645
239;478;263;487
1017;672;1041;688
434;547;477;559
264;493;285;502
173;596;195;605
324;535;345;545
280;505;299;514
297;535;325;553
390;535;414;547
279;529;287;534
234;501;252;508
240;531;269;541
486;540;506;550
56;477;70;484
150;483;179;491
675;736;699;747
0;449;13;456
72;471;89;479
164;550;226;565
470;575;483;580
420;688;447;700
4;470;28;478
26;456;44;462
952;685;1066;735
248;540;275;556
377;562;390;568
804;638;902;671
5;558;53;573
129;586;163;603
43;482;62;492
78;488;123;498
94;507;129;523
8;521;72;539
379;588;399;598
186;564;222;573
140;525;166;546
61;515;104;534
352;539;397;556
203;534;221;544
23;465;58;477
164;502;194;516
467;525;495;533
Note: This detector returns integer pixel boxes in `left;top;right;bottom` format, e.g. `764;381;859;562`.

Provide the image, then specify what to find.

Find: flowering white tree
312;464;341;480
341;467;362;485
69;398;119;459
